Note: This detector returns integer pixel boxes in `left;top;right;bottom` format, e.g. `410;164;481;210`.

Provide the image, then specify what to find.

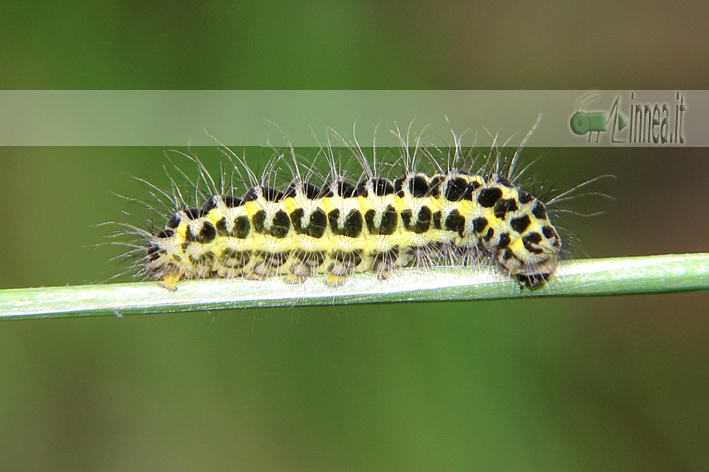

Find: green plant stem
1;253;708;320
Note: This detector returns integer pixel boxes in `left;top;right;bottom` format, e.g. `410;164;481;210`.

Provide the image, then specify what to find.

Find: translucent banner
0;90;701;147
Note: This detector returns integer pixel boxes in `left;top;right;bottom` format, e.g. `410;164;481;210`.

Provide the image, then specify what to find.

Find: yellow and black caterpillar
135;133;562;290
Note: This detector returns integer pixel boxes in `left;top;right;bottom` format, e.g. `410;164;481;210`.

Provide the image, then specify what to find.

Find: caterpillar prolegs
126;127;562;290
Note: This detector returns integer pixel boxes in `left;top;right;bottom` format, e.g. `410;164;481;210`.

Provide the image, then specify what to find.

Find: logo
570;92;685;144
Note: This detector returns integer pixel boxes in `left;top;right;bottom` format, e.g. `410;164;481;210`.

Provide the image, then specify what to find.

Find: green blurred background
1;2;708;471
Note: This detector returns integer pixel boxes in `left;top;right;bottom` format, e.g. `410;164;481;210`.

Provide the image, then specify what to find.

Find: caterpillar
118;124;563;291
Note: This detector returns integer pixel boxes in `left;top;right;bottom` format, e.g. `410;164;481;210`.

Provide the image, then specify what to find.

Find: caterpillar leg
324;249;363;287
283;273;307;284
372;247;399;281
325;274;347;287
243;271;267;281
157;273;181;291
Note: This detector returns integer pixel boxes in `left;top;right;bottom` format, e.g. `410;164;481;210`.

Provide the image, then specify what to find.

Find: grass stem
1;253;708;320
